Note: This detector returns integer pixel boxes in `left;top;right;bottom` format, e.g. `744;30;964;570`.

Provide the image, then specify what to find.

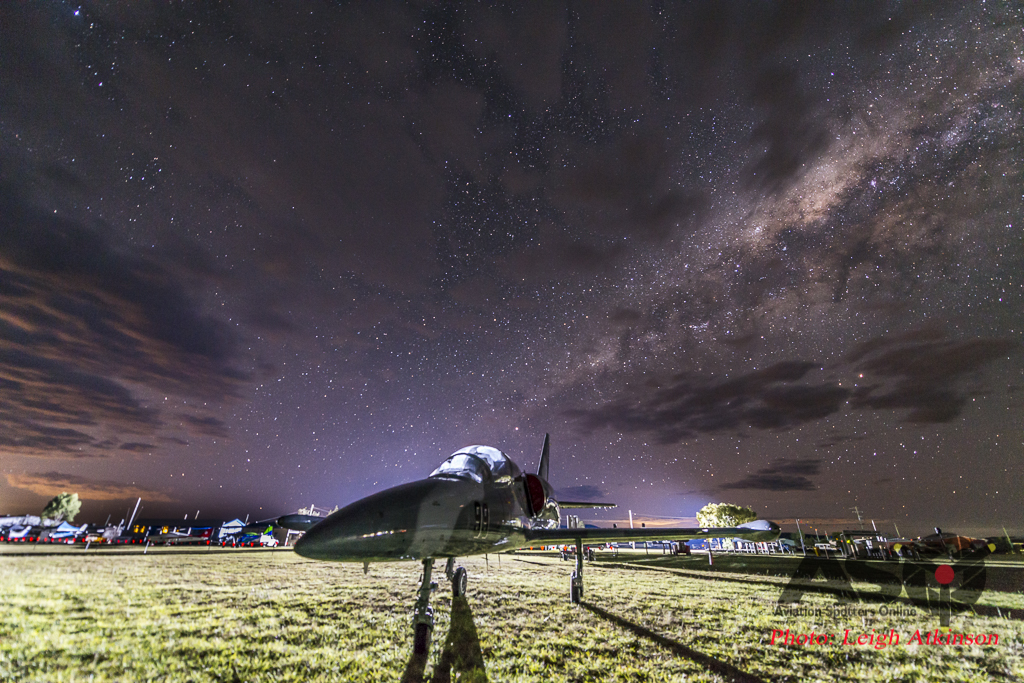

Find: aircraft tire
413;622;431;656
452;567;468;597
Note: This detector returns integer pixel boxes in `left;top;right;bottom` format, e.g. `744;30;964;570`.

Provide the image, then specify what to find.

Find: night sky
2;2;1022;537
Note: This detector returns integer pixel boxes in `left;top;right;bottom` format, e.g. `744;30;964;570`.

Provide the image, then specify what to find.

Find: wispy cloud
6;471;174;502
0;184;250;458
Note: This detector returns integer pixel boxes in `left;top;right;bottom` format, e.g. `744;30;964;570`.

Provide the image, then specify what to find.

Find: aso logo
777;546;994;626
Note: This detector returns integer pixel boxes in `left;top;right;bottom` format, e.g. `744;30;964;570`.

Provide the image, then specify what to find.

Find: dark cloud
607;308;643;326
567;332;1019;442
567;361;849;443
556;241;627;273
849;333;1021;423
179;415;229;439
243;309;297;334
119;442;155;453
850;333;1020;379
743;64;831;195
719;458;821;492
550;133;709;243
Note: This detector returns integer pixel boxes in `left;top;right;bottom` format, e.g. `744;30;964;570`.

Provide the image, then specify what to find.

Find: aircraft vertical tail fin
538;433;550;481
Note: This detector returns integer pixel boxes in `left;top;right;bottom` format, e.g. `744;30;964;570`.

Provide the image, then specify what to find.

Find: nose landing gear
413;557;470;655
412;558;437;656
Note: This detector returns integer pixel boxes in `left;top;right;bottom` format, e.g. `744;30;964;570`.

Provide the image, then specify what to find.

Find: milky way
1;2;1021;535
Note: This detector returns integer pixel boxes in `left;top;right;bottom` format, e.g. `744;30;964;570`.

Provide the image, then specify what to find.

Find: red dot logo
935;564;954;586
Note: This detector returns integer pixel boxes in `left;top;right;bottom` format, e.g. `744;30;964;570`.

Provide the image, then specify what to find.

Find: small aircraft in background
280;435;779;654
916;528;994;557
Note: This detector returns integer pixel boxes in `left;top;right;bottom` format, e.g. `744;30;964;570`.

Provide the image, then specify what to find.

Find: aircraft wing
558;501;617;509
278;514;324;531
523;519;781;545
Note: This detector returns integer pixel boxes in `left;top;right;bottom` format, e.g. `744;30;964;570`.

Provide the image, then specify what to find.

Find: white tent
219;519;245;539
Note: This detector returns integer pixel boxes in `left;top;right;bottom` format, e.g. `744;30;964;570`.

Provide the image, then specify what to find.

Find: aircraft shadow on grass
580;602;767;683
400;596;487;683
397;596;761;683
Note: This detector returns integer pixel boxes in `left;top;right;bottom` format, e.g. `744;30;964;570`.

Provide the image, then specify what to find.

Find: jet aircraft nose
294;477;479;562
294;492;408;561
735;519;782;541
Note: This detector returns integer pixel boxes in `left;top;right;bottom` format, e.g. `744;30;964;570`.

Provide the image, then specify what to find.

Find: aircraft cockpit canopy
429;445;522;483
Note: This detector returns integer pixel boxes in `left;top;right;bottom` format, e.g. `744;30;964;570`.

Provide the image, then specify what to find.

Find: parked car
229;533;279;548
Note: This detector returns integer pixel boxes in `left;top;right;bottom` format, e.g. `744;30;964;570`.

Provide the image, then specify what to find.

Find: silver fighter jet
282;435;780;654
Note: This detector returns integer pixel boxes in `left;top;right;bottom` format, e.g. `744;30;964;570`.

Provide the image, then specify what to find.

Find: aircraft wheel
452;567;468;597
413;622;431;656
570;571;582;604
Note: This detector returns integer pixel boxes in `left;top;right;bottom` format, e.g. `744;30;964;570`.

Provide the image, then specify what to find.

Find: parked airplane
281;435;779;654
917;527;994;557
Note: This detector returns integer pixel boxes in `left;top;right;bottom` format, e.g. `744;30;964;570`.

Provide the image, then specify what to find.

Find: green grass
1;546;1022;682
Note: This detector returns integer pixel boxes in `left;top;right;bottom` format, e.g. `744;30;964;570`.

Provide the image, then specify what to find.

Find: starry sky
1;2;1022;536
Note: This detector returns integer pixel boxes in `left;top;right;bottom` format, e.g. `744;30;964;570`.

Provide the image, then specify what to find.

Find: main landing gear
411;557;468;656
570;537;584;604
446;556;468;598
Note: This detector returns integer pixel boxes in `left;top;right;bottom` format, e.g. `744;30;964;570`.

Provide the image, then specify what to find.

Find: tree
696;502;756;528
42;492;81;523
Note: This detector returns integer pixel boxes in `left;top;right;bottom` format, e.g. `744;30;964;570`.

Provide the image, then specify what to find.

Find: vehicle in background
228;532;279;547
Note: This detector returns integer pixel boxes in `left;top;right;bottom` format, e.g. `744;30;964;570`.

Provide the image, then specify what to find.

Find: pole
126;498;142;532
629;510;634;550
851;506;864;530
796;519;806;555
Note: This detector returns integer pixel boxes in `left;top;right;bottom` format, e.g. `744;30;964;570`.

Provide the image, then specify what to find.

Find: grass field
1;545;1022;682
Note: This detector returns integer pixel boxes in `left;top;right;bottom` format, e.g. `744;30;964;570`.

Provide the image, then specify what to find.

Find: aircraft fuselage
295;466;552;562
